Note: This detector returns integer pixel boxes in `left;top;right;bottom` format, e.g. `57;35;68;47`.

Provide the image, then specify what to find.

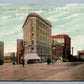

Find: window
32;26;34;31
31;47;34;52
32;19;34;24
32;33;34;38
37;48;39;52
32;40;34;45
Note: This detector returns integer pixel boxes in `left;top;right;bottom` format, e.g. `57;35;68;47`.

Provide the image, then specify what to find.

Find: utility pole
72;47;74;56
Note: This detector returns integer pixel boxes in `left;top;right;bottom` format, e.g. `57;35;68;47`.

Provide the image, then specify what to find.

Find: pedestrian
46;57;51;65
22;59;25;67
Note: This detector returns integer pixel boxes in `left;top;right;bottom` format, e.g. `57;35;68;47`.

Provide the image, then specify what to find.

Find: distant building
0;41;4;65
17;39;23;64
4;52;15;62
52;34;71;59
22;13;52;62
77;50;84;60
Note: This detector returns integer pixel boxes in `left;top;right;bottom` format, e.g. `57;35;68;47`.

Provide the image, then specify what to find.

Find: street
0;62;84;81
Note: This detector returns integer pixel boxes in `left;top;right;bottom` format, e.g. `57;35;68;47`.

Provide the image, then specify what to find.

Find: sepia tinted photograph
0;0;84;81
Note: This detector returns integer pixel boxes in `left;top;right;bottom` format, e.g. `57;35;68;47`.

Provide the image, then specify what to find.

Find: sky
0;3;84;55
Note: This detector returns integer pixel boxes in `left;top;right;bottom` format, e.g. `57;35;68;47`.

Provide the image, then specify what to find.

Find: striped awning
24;53;41;60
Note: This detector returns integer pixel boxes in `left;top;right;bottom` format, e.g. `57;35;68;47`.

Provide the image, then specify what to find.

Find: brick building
22;13;52;62
17;39;23;64
78;50;84;60
0;41;4;65
52;40;63;59
52;34;71;59
17;40;24;64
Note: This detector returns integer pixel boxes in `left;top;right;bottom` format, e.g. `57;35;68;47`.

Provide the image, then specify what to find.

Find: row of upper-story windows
31;19;34;24
24;19;35;45
36;40;51;47
32;40;34;45
31;19;51;46
25;19;34;32
37;27;51;37
31;19;35;45
37;19;51;29
37;26;50;32
37;47;51;54
37;34;51;42
31;19;35;31
31;34;35;45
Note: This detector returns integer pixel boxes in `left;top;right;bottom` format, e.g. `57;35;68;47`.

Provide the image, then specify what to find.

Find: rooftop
0;41;4;43
22;13;52;28
52;34;71;39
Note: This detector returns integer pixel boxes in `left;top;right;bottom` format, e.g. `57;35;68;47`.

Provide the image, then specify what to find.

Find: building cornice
22;13;52;28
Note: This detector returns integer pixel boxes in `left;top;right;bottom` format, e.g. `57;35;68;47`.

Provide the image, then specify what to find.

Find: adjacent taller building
0;41;4;65
22;13;52;62
52;34;71;59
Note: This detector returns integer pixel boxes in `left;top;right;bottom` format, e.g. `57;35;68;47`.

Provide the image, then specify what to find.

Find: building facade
17;40;24;64
4;52;15;63
17;39;23;64
78;50;84;60
52;40;63;59
0;41;4;64
52;34;71;59
22;13;52;61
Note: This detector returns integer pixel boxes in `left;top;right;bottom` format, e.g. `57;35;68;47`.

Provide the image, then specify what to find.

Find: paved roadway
0;62;83;81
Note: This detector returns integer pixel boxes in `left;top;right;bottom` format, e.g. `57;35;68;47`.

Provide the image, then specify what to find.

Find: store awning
24;53;41;60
